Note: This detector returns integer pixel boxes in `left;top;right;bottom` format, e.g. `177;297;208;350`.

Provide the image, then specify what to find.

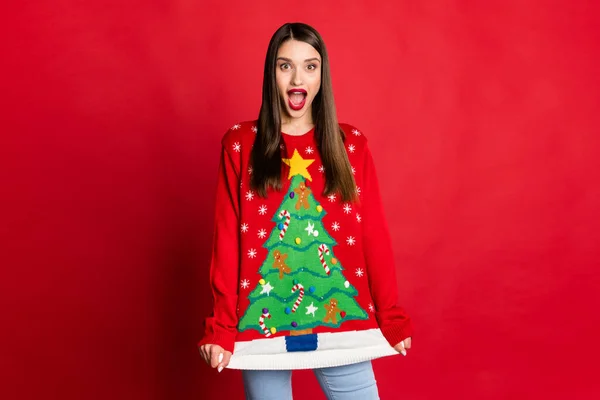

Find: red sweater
198;121;412;370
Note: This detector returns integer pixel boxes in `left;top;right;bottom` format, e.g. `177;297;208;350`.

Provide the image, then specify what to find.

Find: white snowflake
280;143;285;150
258;205;268;215
305;221;316;236
318;165;325;173
343;203;352;214
346;236;356;246
245;191;255;201
328;193;337;202
368;303;375;313
348;144;356;153
356;213;362;223
352;129;361;136
232;142;241;152
305;146;314;155
232;124;241;130
248;166;253;175
331;222;340;231
240;279;250;289
247;248;257;258
251;125;258;133
240;223;249;233
351;166;356;175
355;268;364;277
356;186;361;196
258;229;267;239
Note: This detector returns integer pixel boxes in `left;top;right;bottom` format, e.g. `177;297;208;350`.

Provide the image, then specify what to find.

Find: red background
2;1;599;399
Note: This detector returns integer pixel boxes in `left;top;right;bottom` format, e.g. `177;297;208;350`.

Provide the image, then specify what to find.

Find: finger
204;345;212;364
393;342;406;356
200;345;210;364
217;351;232;373
205;345;214;365
397;340;407;356
404;337;412;349
210;347;222;368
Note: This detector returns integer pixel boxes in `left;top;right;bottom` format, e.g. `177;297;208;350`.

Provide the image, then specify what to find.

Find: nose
291;68;303;86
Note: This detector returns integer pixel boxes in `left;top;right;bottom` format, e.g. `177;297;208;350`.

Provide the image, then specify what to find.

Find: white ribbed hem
226;329;398;370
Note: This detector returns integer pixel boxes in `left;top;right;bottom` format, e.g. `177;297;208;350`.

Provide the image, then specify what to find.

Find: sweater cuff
375;308;414;347
197;319;237;354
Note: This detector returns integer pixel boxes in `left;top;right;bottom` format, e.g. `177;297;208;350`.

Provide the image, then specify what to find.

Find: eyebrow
277;57;321;63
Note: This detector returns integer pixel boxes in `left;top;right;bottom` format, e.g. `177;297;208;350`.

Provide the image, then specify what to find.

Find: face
275;39;322;123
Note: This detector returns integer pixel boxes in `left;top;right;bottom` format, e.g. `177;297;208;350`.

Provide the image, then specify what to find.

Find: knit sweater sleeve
198;139;241;354
361;142;413;347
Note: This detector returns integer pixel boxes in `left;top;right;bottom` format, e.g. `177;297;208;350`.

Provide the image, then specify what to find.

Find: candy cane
278;210;291;240
258;309;272;337
291;283;304;313
318;244;331;275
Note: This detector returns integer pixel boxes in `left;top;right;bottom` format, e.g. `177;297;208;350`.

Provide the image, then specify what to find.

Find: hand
198;344;232;372
393;337;412;356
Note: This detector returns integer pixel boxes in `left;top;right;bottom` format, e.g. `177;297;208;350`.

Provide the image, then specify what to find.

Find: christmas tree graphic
239;149;368;350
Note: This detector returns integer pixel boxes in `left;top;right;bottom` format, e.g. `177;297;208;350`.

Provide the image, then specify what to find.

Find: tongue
290;93;305;105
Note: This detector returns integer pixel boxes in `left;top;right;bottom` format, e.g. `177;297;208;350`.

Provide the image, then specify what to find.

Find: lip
287;88;307;111
287;88;307;95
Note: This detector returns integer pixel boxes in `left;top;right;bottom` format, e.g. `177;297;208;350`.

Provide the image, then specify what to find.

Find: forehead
277;39;320;60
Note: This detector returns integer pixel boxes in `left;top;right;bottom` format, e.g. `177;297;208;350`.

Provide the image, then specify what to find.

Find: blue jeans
242;361;379;400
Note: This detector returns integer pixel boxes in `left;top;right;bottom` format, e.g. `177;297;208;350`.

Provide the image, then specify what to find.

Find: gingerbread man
294;181;311;210
272;250;291;279
323;298;341;324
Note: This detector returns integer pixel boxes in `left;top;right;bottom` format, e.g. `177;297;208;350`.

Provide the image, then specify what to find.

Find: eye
307;64;318;71
280;63;291;70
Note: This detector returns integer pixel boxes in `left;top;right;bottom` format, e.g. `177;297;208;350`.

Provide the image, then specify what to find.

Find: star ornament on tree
260;282;274;296
306;302;318;317
282;149;315;181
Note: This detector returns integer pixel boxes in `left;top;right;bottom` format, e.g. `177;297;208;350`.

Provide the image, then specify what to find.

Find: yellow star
282;149;315;181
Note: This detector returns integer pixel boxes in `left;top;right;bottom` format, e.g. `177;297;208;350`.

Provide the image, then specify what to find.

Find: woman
199;22;413;400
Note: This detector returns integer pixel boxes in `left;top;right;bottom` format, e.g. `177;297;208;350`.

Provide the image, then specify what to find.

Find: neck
281;111;314;136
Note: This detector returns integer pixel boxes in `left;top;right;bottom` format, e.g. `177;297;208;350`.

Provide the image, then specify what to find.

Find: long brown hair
250;22;357;202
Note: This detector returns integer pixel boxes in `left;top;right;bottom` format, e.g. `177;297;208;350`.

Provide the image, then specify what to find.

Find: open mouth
287;89;307;111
